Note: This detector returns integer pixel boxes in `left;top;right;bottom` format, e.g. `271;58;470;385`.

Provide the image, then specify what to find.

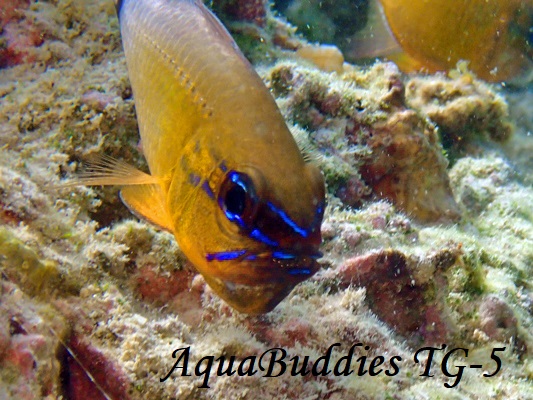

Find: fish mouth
268;249;323;276
205;248;322;284
202;248;322;313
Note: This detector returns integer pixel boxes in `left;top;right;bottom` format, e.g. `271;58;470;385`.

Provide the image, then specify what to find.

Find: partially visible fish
75;0;325;314
351;0;532;82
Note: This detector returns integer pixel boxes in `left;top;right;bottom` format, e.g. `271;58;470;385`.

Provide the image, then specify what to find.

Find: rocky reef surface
0;0;532;399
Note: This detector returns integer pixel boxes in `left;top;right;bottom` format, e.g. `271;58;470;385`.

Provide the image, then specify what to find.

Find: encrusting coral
265;61;461;221
406;73;513;156
0;0;531;398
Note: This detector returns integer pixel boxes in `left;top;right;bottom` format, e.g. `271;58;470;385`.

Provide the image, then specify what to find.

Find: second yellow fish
351;0;532;82
383;0;532;82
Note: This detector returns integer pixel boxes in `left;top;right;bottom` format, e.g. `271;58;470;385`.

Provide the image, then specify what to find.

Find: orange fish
74;0;325;314
351;0;532;82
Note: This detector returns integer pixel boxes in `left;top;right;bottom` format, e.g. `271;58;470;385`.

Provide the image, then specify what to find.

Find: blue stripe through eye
267;202;308;237
219;172;249;223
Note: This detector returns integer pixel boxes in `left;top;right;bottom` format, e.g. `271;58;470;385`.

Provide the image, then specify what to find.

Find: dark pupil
225;183;246;216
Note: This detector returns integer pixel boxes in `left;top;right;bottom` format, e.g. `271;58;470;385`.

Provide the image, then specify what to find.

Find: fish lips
206;248;322;285
266;250;322;280
203;250;321;314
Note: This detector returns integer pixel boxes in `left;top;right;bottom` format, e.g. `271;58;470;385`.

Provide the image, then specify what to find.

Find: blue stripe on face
266;201;309;237
273;250;322;260
202;180;215;199
188;173;202;186
224;210;245;227
206;249;246;261
205;251;316;276
250;228;278;246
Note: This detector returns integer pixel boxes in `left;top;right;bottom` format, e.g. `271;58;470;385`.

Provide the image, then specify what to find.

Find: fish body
97;0;325;314
355;0;532;82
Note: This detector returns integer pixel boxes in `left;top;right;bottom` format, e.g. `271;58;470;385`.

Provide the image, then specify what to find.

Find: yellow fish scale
379;0;531;81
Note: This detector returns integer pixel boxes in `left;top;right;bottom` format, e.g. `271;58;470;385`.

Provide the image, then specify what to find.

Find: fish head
171;147;325;314
209;163;325;314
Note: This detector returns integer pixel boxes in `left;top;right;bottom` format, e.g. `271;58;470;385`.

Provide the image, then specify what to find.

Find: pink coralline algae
132;262;199;307
246;316;316;348
63;334;132;400
0;281;65;399
332;248;460;344
0;0;43;68
478;295;519;344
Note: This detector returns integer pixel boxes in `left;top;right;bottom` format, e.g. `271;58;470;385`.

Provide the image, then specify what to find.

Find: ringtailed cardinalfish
350;0;532;82
70;0;326;314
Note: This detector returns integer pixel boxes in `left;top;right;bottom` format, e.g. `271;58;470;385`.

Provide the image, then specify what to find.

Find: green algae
0;227;78;298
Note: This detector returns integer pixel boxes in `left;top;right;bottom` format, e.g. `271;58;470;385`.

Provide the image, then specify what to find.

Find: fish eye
218;171;259;227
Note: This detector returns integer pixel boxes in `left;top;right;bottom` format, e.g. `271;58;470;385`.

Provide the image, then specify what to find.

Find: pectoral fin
64;154;173;232
72;154;160;186
120;184;174;232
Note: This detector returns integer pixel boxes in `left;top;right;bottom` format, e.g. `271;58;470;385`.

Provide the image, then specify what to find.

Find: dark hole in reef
89;194;133;231
9;316;27;335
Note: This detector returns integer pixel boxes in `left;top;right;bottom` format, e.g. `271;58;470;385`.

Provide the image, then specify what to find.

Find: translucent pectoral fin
62;154;173;232
120;184;174;232
79;154;160;186
61;154;160;187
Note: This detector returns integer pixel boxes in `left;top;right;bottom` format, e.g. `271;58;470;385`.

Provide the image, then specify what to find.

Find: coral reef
210;0;305;65
406;73;513;157
0;0;531;399
63;332;132;400
0;280;68;399
265;61;461;221
327;247;461;345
